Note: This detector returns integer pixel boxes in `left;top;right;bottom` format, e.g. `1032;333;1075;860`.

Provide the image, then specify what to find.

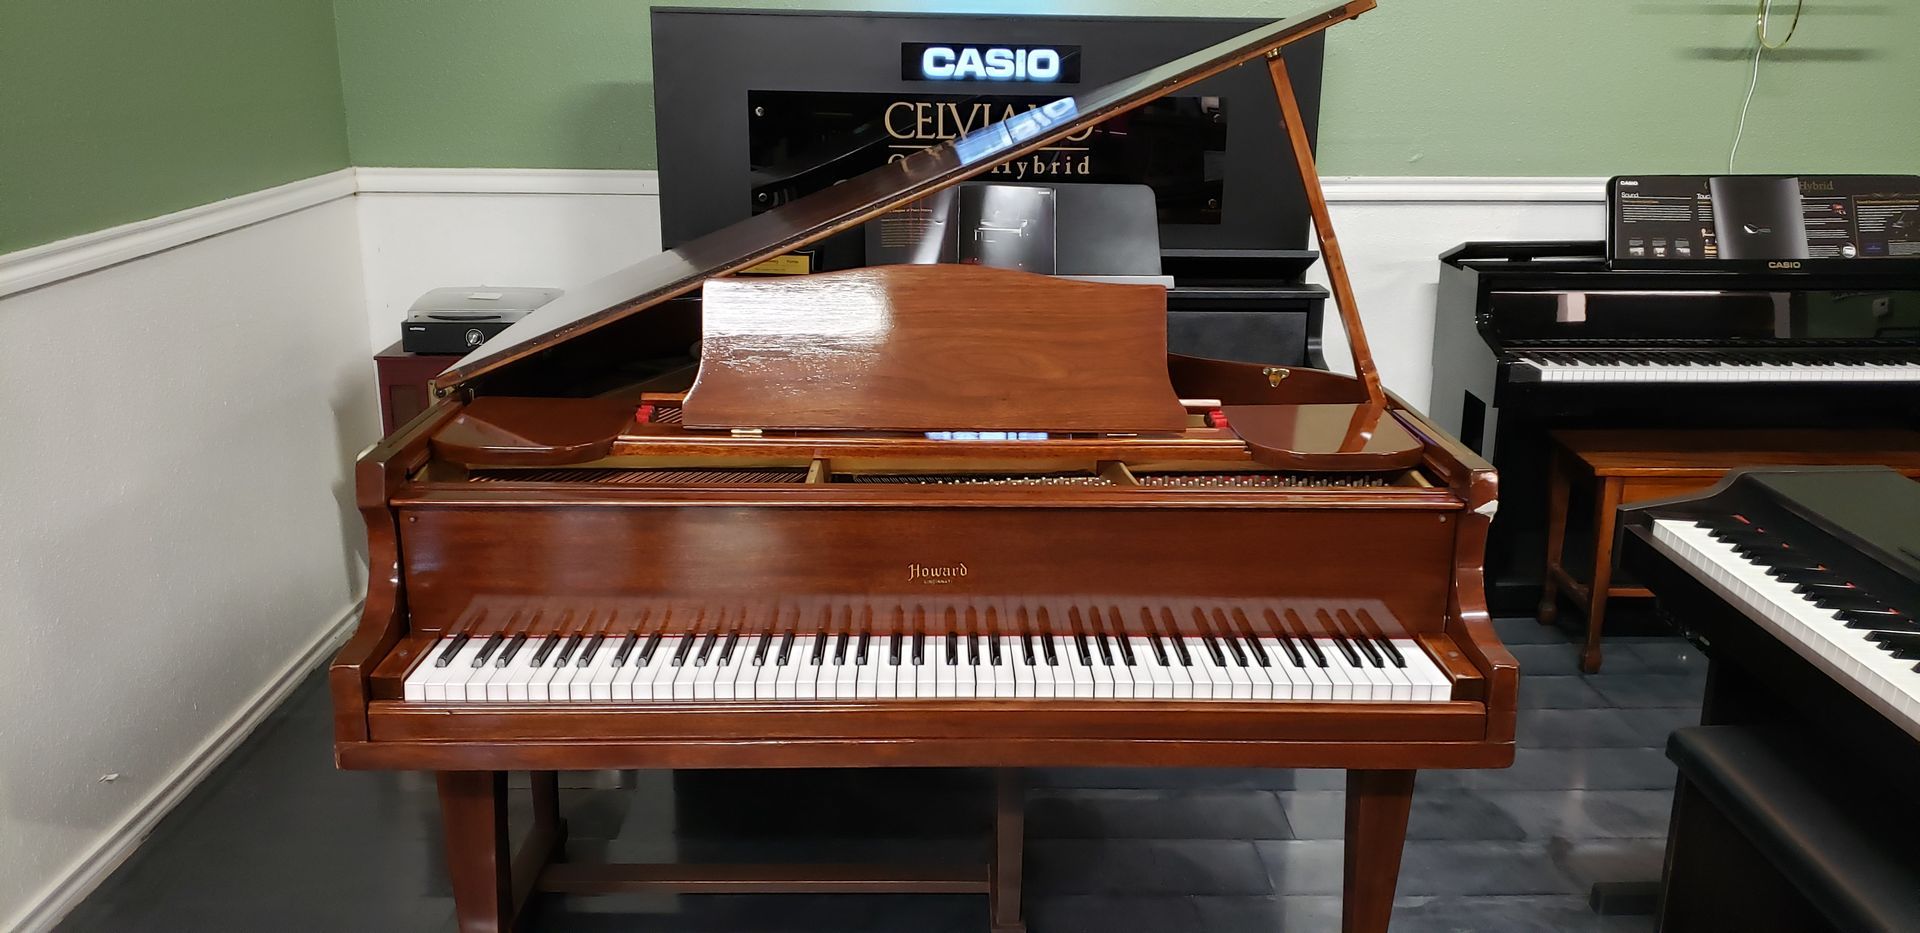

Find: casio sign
1768;261;1803;269
902;42;1080;83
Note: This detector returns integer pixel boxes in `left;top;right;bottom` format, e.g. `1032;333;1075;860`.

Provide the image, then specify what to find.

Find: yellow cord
1757;0;1804;50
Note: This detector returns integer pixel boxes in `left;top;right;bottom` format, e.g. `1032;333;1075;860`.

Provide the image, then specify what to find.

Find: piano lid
432;0;1376;393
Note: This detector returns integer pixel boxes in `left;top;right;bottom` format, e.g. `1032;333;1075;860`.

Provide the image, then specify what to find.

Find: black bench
1661;725;1920;933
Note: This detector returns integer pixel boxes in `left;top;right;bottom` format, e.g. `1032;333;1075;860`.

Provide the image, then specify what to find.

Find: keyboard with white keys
1512;349;1920;385
400;599;1456;706
1622;466;1920;742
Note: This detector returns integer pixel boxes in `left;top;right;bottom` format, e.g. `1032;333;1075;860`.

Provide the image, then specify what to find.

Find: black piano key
717;631;740;665
1147;633;1170;666
889;633;903;666
670;635;696;668
777;632;795;665
1275;634;1305;668
1812;593;1895;614
496;633;528;667
989;635;1003;666
1075;634;1095;666
1221;633;1248;667
612;633;638;668
1042;635;1060;667
968;634;981;666
833;632;851;665
1095;633;1116;666
638;632;663;666
1169;634;1192;667
1351;633;1384;668
1839;609;1920;632
1770;567;1836;584
1243;635;1270;667
1869;631;1920;660
1022;635;1037;666
945;633;959;666
1793;581;1864;598
471;634;505;668
529;636;559;667
914;633;927;665
689;633;714;667
1200;635;1226;667
1330;634;1362;667
1299;635;1329;668
434;633;469;668
579;634;606;667
558;633;587;667
753;633;774;666
855;632;871;666
1374;635;1406;668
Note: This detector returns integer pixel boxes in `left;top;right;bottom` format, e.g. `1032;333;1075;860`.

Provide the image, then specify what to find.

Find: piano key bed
395;598;1458;706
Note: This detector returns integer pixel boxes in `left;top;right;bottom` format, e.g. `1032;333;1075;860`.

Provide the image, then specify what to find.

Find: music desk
1537;428;1920;672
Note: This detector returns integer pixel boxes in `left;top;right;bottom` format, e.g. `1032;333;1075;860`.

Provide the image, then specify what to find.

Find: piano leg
1342;769;1415;933
990;769;1026;933
1538;448;1570;626
531;770;569;860
437;770;568;932
438;771;514;933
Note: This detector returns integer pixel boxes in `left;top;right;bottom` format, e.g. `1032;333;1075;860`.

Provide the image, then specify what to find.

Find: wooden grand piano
330;2;1517;930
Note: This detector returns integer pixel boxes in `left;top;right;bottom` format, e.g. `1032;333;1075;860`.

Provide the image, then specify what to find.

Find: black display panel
652;8;1323;259
748;90;1227;225
1609;174;1920;271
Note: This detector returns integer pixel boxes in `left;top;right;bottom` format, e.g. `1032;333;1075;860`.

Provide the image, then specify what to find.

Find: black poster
1609;174;1920;269
748;90;1228;226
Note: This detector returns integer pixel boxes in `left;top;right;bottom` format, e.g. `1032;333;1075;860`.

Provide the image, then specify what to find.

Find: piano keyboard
1515;352;1920;385
1650;517;1920;736
403;630;1453;704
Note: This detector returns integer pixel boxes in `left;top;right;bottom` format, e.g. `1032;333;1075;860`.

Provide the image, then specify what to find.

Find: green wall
0;0;350;253
332;0;1920;176
4;1;1913;254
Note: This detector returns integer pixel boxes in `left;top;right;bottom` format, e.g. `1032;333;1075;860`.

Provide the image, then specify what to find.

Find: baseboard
0;169;358;299
6;602;364;933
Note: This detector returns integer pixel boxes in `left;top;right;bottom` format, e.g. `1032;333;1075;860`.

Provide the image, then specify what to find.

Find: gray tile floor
54;616;1700;932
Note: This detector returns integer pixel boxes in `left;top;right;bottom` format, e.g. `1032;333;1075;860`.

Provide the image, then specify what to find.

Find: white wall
0;192;379;930
355;169;663;354
352;172;1605;412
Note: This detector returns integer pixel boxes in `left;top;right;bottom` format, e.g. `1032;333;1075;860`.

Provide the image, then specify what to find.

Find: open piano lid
432;0;1377;395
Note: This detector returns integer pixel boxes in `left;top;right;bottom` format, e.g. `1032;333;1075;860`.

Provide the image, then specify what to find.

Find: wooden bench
1537;428;1920;672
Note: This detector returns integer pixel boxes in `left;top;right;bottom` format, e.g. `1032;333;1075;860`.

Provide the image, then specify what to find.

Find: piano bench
1659;725;1920;933
1537;428;1920;672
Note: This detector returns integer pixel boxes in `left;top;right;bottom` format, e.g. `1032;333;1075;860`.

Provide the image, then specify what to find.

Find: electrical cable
1728;0;1803;172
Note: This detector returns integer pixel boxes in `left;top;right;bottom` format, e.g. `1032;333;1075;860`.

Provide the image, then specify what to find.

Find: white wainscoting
0;195;380;932
350;170;1606;411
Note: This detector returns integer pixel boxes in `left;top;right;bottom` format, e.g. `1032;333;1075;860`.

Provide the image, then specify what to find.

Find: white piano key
991;636;1016;698
1086;637;1115;698
406;637;457;702
776;637;805;699
1312;641;1355;701
1396;639;1451;702
1161;639;1195;699
1011;636;1035;698
1130;637;1172;699
935;636;959;698
1033;638;1059;698
855;640;880;699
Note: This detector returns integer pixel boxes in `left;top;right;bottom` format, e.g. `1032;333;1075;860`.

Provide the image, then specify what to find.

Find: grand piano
329;3;1518;931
